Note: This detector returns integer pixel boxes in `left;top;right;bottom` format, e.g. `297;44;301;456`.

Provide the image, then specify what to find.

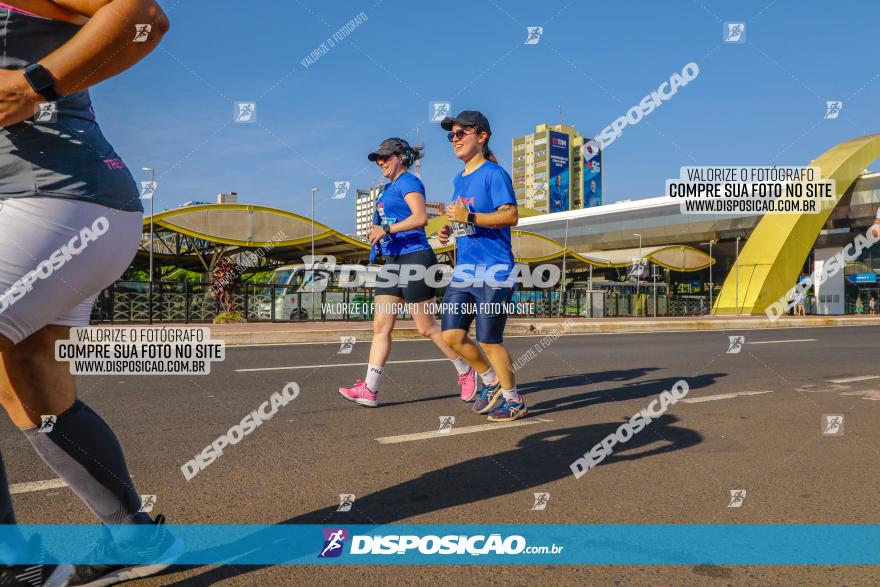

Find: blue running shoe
487;396;528;422
472;382;503;414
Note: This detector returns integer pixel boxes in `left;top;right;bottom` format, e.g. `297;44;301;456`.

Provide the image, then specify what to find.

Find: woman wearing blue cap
339;137;479;407
438;111;527;421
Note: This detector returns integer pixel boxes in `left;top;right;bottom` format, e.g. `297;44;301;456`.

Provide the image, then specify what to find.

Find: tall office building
355;186;382;237
512;123;603;214
355;185;445;237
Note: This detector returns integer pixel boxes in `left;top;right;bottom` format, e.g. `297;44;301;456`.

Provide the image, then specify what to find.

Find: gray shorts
0;197;142;345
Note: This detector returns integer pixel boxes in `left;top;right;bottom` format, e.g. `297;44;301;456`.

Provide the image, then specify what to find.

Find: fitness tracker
23;64;61;102
383;223;392;235
467;212;476;225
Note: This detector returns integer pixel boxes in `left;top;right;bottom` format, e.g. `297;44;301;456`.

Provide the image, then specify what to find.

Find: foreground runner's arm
447;197;519;228
0;0;169;126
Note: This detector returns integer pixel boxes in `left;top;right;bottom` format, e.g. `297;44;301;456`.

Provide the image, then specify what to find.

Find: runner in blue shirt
437;111;527;422
339;138;479;408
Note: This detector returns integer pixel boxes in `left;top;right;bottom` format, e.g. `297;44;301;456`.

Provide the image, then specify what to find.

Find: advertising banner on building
549;131;570;213
583;139;603;208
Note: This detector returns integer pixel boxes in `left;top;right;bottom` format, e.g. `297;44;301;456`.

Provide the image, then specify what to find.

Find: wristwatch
382;223;392;235
467;212;476;224
23;64;61;101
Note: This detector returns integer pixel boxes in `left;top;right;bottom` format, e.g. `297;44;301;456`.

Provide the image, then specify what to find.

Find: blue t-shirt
450;161;517;285
373;172;431;257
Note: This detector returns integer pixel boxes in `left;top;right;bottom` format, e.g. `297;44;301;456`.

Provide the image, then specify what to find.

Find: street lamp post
142;167;155;324
142;167;156;281
559;218;569;317
311;187;319;320
701;239;717;315
652;263;659;317
735;236;741;314
633;233;642;316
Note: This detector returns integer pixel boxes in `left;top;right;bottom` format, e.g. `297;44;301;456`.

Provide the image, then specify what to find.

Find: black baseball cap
367;137;411;161
440;110;492;135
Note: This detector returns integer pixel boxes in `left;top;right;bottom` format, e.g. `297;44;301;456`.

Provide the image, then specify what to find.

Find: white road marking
747;339;816;344
827;375;880;384
375;418;554;444
236;358;449;372
10;479;67;494
681;390;774;404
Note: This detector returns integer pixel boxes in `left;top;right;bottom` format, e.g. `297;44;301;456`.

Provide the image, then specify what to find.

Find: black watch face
25;65;58;100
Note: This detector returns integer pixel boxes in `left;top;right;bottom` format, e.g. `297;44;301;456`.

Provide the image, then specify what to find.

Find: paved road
4;325;879;585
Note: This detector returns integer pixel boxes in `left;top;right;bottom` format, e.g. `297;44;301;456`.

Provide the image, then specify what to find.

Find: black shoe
67;515;183;587
0;535;73;587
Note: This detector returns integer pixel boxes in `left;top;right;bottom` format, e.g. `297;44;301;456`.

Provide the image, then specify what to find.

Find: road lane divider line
827;375;880;384
747;339;817;344
236;358;449;372
10;479;67;494
681;390;774;404
375;418;554;444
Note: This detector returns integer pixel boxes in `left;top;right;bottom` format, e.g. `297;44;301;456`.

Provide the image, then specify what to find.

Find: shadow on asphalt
159;415;702;585
526;372;725;416
380;367;664;408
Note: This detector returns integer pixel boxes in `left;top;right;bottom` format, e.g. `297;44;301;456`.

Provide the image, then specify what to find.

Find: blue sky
94;0;879;233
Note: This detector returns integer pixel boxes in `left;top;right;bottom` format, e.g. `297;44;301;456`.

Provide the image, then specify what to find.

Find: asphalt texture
3;324;880;585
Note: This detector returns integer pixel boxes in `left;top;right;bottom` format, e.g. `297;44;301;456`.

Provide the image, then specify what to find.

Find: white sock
502;387;521;402
365;364;383;392
450;356;471;376
480;368;499;387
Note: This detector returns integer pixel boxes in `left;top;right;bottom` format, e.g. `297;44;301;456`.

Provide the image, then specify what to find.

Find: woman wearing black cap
339;138;479;407
438;111;527;421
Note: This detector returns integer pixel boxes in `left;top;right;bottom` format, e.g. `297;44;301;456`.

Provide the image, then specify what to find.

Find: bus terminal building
116;135;880;322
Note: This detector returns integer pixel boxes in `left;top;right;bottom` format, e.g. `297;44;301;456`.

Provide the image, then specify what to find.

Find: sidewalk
103;315;880;346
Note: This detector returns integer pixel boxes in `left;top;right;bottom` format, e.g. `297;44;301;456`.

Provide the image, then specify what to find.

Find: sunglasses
447;128;477;142
375;153;399;164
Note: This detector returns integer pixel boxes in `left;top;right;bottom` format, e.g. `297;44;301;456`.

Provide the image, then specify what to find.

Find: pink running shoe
458;368;478;402
339;380;378;407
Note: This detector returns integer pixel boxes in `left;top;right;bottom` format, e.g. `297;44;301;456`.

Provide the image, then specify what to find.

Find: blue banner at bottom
0;525;878;565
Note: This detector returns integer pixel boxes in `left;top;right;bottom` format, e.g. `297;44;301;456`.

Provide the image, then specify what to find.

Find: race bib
451;221;476;237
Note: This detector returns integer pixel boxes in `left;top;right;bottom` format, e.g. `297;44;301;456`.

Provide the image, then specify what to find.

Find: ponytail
481;143;498;164
475;127;497;163
400;144;424;168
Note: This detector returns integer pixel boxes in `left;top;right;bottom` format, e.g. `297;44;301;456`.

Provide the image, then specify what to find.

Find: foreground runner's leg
0;444;73;585
409;299;478;401
0;326;151;530
339;295;401;407
0;327;183;584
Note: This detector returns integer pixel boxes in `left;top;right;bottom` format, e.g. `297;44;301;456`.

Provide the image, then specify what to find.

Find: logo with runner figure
429;102;451;123
133;24;152;42
35;102;57;123
726;336;745;354
138;494;157;513
437;416;455;433
338;336;356;354
337;494;355;512
531;492;550;510
723;22;745;43
38;415;56;434
333;181;350;200
822;414;844;435
319;528;348;558
824;101;843;120
234;102;257;123
728;489;747;508
524;27;544;45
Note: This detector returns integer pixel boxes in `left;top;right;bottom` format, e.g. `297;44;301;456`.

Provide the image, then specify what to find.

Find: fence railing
90;282;713;324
